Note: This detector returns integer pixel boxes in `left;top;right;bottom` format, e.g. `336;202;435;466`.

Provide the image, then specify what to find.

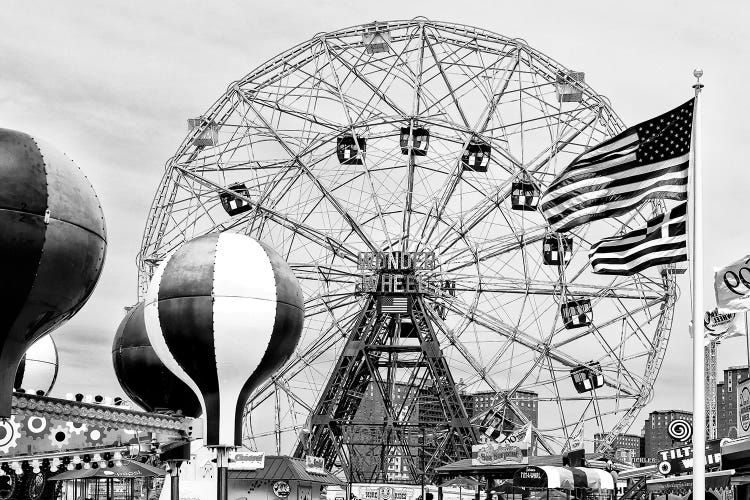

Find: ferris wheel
138;19;677;459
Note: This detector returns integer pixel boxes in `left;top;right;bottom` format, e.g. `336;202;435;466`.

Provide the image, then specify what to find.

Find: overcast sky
1;0;748;438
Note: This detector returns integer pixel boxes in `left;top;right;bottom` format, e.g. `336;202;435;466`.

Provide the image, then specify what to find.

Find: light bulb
67;464;74;471
72;456;81;465
114;460;122;467
99;461;107;468
83;463;91;470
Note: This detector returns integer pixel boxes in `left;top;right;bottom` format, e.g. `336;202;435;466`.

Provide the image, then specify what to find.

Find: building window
730;376;733;393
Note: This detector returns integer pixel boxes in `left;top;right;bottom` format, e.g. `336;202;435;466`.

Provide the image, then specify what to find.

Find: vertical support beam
216;447;229;500
691;69;705;497
169;462;181;500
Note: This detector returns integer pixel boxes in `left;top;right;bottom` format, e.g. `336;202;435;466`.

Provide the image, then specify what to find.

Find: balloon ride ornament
112;302;202;417
144;232;304;447
14;335;58;396
0;128;107;417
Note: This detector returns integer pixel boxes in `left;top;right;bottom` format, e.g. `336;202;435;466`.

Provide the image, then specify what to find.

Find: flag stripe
542;154;688;209
592;206;686;251
588;203;687;275
574;132;638;164
592;254;687;276
591;240;686;266
541;99;693;233
549;179;688;232
543;162;688;222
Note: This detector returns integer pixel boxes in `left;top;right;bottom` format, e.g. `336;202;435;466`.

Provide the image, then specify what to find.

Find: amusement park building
352;384;539;480
462;390;539;427
642;410;693;459
592;433;641;464
717;366;749;438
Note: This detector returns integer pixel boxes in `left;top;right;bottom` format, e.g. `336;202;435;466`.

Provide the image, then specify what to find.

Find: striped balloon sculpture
144;232;304;447
0;128;106;417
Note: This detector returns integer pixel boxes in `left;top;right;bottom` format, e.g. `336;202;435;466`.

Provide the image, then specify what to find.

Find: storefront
645;469;735;498
52;459;167;500
434;458;616;500
722;437;750;500
228;456;344;500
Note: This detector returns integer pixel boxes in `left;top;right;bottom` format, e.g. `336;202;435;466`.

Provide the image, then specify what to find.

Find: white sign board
351;484;420;500
472;442;528;466
228;451;265;470
738;378;750;438
306;455;326;475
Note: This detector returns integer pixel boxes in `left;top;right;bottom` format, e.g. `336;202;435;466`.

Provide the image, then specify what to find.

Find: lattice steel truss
138;19;677;471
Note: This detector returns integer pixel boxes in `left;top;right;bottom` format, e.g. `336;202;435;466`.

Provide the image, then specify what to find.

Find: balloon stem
216;447;229;500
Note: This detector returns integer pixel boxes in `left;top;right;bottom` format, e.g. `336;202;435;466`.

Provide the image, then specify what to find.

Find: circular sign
513;466;548;488
273;481;291;498
739;386;750;433
378;487;393;500
668;419;692;442
658;461;672;475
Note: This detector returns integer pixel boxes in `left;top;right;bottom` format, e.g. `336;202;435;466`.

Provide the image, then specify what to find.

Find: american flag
379;295;409;314
541;99;693;233
589;202;687;275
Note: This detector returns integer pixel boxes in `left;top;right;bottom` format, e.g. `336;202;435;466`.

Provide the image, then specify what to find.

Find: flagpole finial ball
693;68;703;79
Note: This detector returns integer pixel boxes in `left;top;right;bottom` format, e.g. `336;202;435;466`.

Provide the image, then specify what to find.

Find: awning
537;467;614;491
229;456;344;485
646;469;735;494
50;460;166;480
722;437;750;471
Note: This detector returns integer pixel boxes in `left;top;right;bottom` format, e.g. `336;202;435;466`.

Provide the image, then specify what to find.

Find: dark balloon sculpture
0;128;106;417
144;232;304;500
112;302;202;417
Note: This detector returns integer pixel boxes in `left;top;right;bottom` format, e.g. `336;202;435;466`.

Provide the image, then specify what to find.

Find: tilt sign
657;439;726;476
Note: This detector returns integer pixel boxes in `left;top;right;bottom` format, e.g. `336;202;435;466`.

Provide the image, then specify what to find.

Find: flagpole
691;68;705;498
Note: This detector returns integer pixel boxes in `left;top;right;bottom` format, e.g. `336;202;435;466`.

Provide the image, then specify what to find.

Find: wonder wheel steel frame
138;19;677;470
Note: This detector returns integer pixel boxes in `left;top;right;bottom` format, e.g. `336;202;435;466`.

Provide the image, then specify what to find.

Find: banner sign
656;439;725;476
358;251;436;271
352;485;418;500
715;255;750;311
305;455;326;475
228;451;265;470
357;251;436;294
633;457;658;464
738;378;750;438
513;466;548;488
704;309;744;338
472;442;528;465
